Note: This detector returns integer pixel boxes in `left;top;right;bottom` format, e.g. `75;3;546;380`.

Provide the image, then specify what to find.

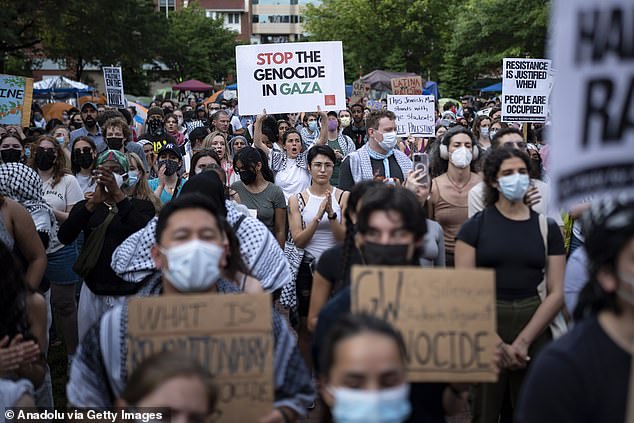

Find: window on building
205;10;214;18
159;0;175;10
227;13;240;24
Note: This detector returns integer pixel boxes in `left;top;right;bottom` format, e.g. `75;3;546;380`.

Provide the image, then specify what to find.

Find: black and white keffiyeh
111;200;292;292
0;163;58;246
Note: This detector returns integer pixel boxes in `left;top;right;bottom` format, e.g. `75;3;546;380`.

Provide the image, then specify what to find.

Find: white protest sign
102;66;125;108
387;95;435;136
501;58;552;123
235;41;346;116
549;0;634;209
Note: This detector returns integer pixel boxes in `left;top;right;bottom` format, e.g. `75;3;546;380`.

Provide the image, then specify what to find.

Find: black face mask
360;241;413;266
106;137;124;151
1;149;22;163
73;151;94;169
239;168;257;185
35;150;56;171
148;118;164;136
158;159;180;176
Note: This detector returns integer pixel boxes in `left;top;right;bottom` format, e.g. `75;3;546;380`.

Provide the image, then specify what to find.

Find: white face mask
340;116;351;128
617;272;634;306
161;240;224;292
113;172;127;188
329;384;411;423
378;131;398;151
450;146;473;168
480;127;489;138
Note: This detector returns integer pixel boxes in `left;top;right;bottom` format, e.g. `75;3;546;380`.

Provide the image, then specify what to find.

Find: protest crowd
1;8;633;423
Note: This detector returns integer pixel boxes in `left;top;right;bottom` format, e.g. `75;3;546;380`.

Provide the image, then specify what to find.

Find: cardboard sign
501;58;553;123
103;66;125;108
387;95;435;136
0;74;33;127
127;293;274;423
391;76;423;95
548;0;634;209
351;266;497;383
236;41;346;115
350;80;368;105
366;99;384;111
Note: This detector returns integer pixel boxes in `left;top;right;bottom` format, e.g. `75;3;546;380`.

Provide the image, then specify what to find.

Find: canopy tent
33;76;95;99
172;79;214;92
359;70;418;92
41;102;74;121
480;82;502;93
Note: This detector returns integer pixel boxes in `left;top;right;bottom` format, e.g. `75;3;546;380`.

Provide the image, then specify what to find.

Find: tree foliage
304;0;458;83
156;5;239;84
0;0;49;74
304;0;550;94
41;0;160;94
438;0;550;97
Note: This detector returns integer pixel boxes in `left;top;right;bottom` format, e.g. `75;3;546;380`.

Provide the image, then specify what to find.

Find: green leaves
156;5;238;85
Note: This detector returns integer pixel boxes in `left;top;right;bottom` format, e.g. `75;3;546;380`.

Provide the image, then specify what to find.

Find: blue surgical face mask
55;136;66;145
378;131;398;152
329;384;411;423
124;170;140;188
308;121;319;132
25;147;31;158
498;173;530;202
480;127;489;138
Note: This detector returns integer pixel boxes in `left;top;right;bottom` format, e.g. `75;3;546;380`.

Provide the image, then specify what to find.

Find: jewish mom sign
236;41;346;115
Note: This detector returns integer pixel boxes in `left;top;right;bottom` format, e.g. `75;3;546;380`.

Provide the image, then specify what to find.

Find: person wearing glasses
468;127;564;228
287;145;348;370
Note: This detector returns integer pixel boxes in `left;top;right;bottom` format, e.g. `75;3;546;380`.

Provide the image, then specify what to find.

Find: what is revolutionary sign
501;58;553;123
549;0;634;209
103;67;125;108
235;41;346;116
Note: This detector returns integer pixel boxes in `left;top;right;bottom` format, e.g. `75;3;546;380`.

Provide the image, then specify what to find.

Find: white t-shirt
230;116;243;132
43;174;84;252
74;173;96;194
274;158;311;203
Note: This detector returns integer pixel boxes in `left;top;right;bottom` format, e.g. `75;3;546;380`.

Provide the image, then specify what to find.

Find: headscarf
96;149;129;173
0;163;58;246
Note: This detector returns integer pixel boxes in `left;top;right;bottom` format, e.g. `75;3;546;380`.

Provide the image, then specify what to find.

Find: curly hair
482;146;531;207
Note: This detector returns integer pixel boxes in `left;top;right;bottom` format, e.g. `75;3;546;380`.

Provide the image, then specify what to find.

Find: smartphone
412;153;430;187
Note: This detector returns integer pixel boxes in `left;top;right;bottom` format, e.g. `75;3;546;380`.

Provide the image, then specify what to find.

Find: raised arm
253;110;271;156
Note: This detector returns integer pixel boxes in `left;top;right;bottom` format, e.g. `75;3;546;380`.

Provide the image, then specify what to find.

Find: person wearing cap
141;107;166;140
516;198;634;423
58;149;156;340
148;143;185;204
70;102;105;153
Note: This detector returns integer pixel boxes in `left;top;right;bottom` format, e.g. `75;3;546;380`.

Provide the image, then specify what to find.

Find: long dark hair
319;313;406;378
429;126;478;178
70;135;97;174
233;146;275;183
482;147;531;207
337;181;385;293
0;242;32;340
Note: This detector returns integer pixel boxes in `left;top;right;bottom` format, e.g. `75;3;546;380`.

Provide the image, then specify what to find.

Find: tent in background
172;79;213;92
33;76;94;100
480;82;502;93
41;102;74;121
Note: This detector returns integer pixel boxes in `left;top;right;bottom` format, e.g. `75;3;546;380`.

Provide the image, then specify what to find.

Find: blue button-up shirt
70;125;105;152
